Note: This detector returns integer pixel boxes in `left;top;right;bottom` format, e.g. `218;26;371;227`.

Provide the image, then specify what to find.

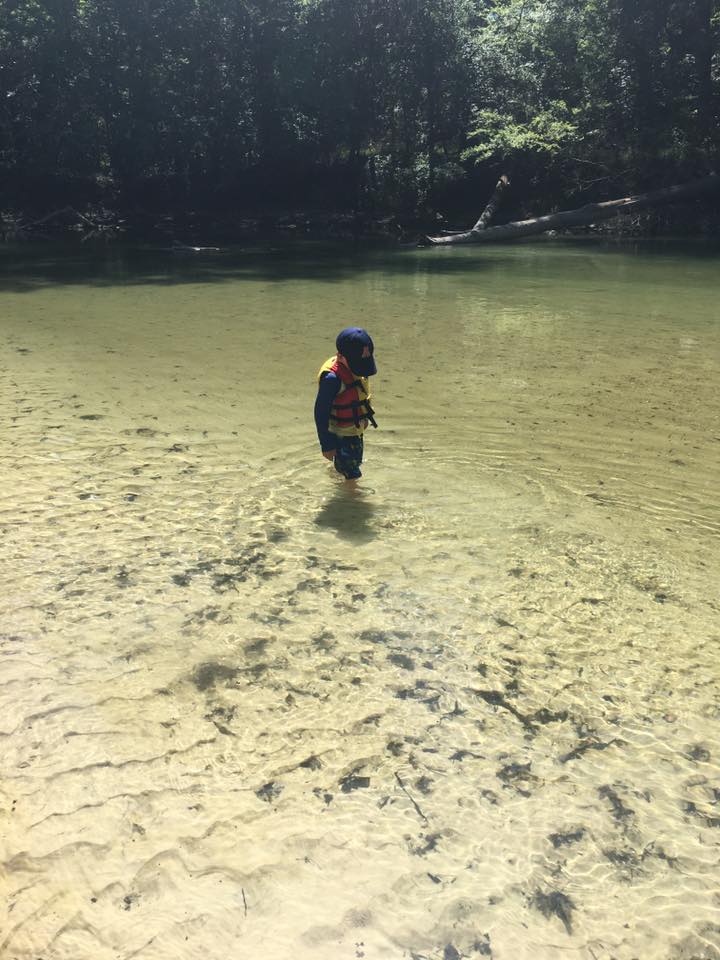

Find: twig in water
242;888;248;916
395;772;429;824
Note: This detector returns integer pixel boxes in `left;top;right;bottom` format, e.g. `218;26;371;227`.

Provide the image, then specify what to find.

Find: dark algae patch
170;546;280;593
530;707;568;725
388;652;416;671
598;785;634;822
191;661;239;691
357;628;412;645
395;680;442;711
299;755;323;771
256;781;283;803
684;801;720;828
341;773;371;792
414;775;434;795
560;737;624;763
244;636;270;657
532;890;575;934
496;761;537;796
450;749;484;762
473;934;492;956
410;832;441;857
549;828;585;848
469;688;568;733
603;847;644;876
204;704;236;735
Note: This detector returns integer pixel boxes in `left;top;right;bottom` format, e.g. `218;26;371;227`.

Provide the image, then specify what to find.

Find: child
314;327;378;479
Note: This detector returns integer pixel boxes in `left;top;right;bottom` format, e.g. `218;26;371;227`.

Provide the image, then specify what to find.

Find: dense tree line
1;0;718;221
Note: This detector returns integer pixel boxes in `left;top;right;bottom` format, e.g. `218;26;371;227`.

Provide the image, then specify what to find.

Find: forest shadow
3;237;718;295
0;240;526;294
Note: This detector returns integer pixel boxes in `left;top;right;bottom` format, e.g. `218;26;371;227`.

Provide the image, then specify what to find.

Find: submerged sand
1;242;719;960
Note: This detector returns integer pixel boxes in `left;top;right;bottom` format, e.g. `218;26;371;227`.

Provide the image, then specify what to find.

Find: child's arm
314;373;341;455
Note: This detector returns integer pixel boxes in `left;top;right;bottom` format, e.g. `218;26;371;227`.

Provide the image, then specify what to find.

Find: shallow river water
1;239;719;960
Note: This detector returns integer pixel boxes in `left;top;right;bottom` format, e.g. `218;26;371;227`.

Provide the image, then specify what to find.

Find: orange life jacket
317;356;377;437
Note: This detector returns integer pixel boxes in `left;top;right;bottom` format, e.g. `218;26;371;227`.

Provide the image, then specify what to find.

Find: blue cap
336;327;377;377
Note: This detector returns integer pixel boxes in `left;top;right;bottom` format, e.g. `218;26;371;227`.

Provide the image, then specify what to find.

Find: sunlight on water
1;240;719;960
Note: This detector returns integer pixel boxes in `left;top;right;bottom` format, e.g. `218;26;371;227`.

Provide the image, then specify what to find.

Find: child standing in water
314;327;378;480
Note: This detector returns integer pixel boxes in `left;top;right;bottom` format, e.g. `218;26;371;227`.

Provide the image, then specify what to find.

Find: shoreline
3;201;719;248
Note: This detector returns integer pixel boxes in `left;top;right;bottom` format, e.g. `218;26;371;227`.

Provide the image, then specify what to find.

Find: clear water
1;239;719;960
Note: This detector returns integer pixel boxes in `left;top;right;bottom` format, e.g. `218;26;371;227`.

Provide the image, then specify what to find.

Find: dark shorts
332;434;364;479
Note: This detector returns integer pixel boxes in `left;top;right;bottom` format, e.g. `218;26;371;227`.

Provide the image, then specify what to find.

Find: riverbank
3;193;719;248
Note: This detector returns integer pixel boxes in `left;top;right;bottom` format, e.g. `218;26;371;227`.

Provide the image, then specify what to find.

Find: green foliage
0;0;717;214
463;103;579;164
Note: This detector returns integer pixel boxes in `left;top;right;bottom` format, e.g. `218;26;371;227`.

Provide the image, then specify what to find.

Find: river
1;239;719;960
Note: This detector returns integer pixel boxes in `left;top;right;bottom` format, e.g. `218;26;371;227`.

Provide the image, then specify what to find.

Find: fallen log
23;205;98;230
427;174;719;245
415;174;509;245
5;205;123;241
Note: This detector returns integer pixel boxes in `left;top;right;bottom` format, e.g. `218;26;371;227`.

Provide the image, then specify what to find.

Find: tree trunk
427;175;719;245
693;0;715;133
471;175;510;231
